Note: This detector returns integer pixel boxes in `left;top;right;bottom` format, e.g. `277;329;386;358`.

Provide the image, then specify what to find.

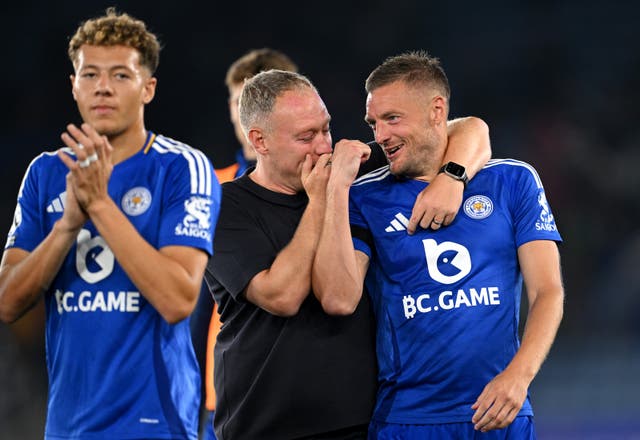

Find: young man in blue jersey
205;68;490;440
313;51;564;439
0;8;220;439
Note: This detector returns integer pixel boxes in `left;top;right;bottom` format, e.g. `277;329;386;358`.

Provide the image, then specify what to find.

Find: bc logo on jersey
422;239;472;284
76;229;115;284
122;187;152;216
402;239;500;319
175;196;212;240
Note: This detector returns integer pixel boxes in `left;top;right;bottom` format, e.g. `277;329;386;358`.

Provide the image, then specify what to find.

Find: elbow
267;297;301;317
0;291;23;324
470;116;492;160
160;293;199;325
163;312;189;325
254;288;303;317
0;303;21;324
0;309;16;324
162;306;191;325
317;284;361;316
321;297;358;316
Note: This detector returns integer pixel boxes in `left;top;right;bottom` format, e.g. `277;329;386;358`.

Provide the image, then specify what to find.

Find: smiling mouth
385;144;402;159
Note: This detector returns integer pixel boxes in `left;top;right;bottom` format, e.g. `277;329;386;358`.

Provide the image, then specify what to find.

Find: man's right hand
329;140;371;188
56;172;88;233
301;153;332;202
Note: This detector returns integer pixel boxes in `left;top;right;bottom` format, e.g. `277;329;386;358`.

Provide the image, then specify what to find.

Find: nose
95;72;113;95
374;123;390;146
315;132;333;155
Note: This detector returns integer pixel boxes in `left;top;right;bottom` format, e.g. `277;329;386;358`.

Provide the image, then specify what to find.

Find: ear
430;95;447;126
247;128;268;156
142;77;157;104
70;74;78;101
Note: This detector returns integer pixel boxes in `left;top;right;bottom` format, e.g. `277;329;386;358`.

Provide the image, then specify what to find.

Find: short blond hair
68;7;161;74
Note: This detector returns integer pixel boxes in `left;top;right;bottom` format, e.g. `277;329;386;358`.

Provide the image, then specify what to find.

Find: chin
389;162;403;176
91;124;122;138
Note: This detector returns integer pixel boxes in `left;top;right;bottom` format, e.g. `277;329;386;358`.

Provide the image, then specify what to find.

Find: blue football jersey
349;159;561;425
6;132;220;439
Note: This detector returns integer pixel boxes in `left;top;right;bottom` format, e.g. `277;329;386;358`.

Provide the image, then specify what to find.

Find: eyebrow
79;64;134;72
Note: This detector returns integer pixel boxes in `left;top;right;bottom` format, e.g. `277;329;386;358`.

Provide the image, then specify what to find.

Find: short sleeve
158;149;221;255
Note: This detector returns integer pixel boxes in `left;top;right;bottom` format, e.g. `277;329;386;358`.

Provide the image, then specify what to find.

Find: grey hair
238;69;317;135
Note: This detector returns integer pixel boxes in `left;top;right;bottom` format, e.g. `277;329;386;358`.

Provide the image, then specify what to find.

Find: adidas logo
385;213;409;232
46;192;67;213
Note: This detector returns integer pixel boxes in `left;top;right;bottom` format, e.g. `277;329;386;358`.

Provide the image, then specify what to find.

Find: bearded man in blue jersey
0;8;219;439
313;51;564;439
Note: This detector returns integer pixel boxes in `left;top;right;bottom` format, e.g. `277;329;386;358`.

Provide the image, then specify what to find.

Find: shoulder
352;165;392;188
147;134;215;194
147;134;212;167
480;158;544;188
21;149;69;181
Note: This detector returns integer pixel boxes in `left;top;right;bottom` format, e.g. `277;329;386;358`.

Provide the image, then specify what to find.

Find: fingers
407;196;451;235
472;400;518;432
471;376;526;432
301;154;313;182
316;153;332;169
60;123;103;170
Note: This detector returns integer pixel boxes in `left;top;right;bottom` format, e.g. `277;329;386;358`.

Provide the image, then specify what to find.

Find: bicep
356;250;370;283
517;240;563;303
0;248;30;273
159;245;209;282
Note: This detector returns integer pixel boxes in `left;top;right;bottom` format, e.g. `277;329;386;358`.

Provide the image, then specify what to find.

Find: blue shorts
368;416;536;439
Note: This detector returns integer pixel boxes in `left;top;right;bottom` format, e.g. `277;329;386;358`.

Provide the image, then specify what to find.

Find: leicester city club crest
121;187;152;216
464;195;494;219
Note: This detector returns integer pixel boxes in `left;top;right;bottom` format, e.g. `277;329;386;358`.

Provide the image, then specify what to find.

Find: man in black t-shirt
205;70;490;440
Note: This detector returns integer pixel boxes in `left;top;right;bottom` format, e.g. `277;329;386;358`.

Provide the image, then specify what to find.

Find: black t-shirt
205;172;378;440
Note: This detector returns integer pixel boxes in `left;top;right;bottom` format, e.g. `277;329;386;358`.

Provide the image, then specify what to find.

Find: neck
107;124;148;165
240;142;257;163
412;142;447;183
250;162;300;195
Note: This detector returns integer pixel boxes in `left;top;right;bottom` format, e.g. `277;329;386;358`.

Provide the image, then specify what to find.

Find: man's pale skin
313;80;564;432
0;44;207;324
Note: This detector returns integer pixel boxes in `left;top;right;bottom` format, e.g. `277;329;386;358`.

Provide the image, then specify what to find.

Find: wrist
84;197;112;217
53;219;82;236
439;161;468;188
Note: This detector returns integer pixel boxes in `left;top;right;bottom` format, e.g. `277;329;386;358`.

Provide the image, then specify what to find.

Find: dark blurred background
1;1;639;439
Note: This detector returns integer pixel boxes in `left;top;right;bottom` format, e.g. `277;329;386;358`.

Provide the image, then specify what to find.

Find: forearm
445;117;491;179
312;182;363;315
245;198;324;316
87;198;203;323
0;222;78;323
505;287;564;383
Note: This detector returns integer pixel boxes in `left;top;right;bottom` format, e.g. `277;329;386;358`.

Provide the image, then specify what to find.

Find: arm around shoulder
445;116;491;179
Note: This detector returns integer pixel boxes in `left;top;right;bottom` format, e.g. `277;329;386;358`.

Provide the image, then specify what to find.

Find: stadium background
1;1;638;438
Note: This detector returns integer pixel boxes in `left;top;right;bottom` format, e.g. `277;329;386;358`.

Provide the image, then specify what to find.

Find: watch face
445;162;466;178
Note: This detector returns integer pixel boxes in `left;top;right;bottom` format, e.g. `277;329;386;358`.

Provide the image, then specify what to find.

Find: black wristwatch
439;161;469;188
